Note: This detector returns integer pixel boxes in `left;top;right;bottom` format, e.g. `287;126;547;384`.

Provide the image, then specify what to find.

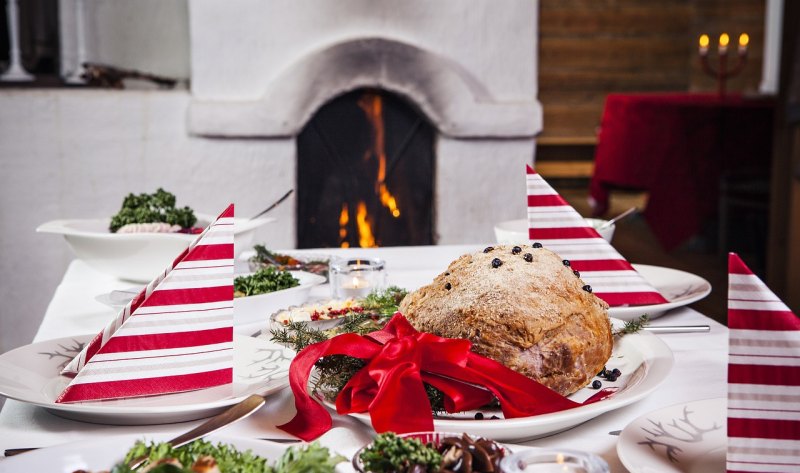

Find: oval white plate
609;265;712;321
0;334;293;425
618;398;726;473
326;319;674;442
0;433;290;473
234;271;327;326
37;213;274;282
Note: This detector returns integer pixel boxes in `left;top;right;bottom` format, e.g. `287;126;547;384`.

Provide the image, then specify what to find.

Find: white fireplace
188;0;541;246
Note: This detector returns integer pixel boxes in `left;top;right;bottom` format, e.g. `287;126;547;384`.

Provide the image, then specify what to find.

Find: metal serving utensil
125;394;272;469
250;190;293;220
643;325;710;334
596;206;637;230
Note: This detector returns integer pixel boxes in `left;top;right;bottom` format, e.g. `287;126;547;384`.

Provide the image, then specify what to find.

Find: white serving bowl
494;218;615;244
37;213;274;282
234;270;327;327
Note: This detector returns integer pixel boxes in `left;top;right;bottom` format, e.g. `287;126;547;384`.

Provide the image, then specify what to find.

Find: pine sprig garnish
270;322;328;352
312;354;367;400
613;314;649;337
267;286;455;411
360;286;408;317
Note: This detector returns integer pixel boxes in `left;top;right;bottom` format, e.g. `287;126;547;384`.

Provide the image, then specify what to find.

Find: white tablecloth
0;245;728;472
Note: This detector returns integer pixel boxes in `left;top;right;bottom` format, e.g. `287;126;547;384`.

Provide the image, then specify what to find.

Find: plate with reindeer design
617;398;726;473
0;334;293;425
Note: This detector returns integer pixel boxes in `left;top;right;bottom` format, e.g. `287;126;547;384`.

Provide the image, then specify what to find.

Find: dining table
0;244;728;472
589;92;774;251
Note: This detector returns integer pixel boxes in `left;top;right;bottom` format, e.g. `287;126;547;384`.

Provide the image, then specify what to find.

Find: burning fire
338;201;377;248
355;202;377;248
338;92;402;248
358;92;401;220
338;203;350;248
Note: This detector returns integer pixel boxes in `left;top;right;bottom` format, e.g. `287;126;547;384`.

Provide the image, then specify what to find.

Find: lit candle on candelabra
718;33;730;55
698;34;710;56
698;31;748;97
738;33;749;55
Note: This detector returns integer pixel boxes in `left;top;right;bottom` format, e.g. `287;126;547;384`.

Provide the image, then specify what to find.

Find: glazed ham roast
399;245;612;396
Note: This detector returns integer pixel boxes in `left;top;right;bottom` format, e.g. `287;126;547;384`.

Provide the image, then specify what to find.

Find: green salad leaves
114;439;344;473
234;267;300;297
109;188;197;233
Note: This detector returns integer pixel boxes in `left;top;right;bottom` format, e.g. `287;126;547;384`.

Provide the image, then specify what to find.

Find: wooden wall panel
538;0;766;142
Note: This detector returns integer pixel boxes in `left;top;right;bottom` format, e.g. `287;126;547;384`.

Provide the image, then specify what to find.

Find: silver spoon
596;207;637;230
250;190;293;220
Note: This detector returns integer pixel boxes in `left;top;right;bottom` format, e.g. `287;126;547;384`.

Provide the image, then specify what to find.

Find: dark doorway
297;89;435;248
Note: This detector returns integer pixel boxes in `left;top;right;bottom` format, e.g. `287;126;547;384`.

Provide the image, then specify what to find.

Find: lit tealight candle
340;275;371;298
698;34;710;56
719;32;730;55
738;33;749;54
329;257;387;300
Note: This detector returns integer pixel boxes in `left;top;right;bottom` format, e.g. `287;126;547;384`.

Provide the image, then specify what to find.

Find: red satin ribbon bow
278;313;583;441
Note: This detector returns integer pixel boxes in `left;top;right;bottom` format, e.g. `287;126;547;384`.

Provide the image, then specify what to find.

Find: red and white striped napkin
526;166;667;307
56;205;235;403
727;253;800;472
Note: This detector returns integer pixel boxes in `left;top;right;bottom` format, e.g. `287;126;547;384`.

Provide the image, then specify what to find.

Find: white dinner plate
0;433;291;473
609;264;712;321
618;398;726;473
327;319;674;442
0;334;293;425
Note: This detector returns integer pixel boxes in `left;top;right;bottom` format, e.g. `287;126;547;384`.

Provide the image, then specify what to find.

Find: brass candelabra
699;33;749;97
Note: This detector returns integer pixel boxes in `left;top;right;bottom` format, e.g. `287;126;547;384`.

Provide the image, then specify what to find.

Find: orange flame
358;93;401;219
339;203;350;248
356;201;377;248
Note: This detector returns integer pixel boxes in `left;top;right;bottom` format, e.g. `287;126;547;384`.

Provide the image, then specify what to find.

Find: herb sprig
613;314;649;337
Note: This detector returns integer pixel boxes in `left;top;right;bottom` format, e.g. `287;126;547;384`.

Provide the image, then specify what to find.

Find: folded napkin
727;253;800;472
56;204;235;403
526;166;667;306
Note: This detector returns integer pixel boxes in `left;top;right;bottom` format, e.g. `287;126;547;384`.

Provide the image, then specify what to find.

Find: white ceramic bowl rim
37;214;275;239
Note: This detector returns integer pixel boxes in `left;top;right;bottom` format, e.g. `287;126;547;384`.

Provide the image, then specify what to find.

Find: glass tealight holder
499;448;610;473
329;257;387;300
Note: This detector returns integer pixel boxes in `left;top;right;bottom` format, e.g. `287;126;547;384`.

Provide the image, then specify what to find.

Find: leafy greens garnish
359;432;442;473
115;439;343;473
234;267;300;297
109;188;196;233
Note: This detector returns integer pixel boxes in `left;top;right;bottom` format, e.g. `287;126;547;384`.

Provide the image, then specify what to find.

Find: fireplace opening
297;89;435;248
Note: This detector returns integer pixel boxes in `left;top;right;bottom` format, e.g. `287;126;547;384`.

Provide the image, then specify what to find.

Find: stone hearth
188;0;541;245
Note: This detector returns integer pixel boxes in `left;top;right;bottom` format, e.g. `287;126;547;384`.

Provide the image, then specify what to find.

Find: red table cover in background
589;93;774;250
